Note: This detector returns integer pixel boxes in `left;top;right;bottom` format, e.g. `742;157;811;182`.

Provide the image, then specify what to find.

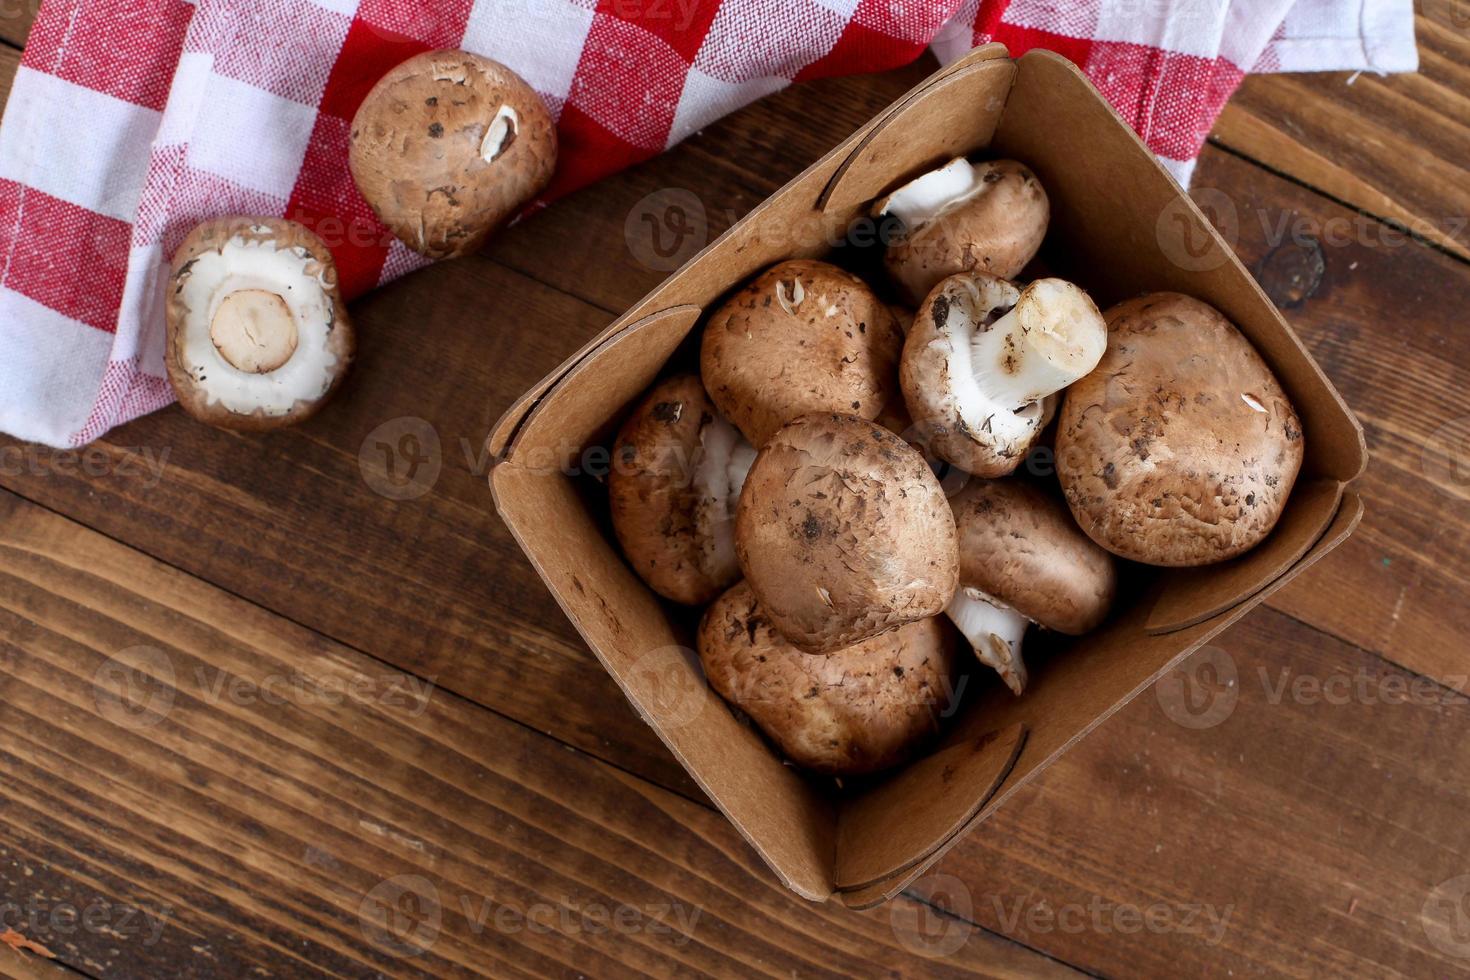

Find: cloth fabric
0;0;1418;447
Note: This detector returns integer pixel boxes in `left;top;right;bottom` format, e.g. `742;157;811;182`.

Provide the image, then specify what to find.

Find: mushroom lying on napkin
350;50;557;259
164;217;354;430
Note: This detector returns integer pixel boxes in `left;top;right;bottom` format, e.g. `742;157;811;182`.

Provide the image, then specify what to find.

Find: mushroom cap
950;479;1115;634
700;259;904;448
881;159;1049;306
608;375;746;605
1055;293;1305;565
349;50;557;259
735;412;959;654
698;581;960;775
164;216;354;431
901;273;1093;477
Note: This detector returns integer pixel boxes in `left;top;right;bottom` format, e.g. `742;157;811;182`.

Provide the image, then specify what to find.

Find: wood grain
0;488;1075;979
0;59;938;808
917;604;1470;976
1190;144;1470;688
0;258;708;797
0;0;34;49
1212;1;1470;259
0;39;18;109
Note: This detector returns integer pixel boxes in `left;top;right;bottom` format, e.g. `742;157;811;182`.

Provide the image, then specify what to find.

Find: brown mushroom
945;479;1116;693
878;158;1049;305
699;581;961;775
1055;293;1305;565
901;272;1107;477
700;259;904;448
609;375;757;605
735;412;959;654
349;50;557;259
165;216;354;430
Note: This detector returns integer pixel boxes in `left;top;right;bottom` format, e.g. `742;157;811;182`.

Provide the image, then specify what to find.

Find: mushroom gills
945;587;1030;695
178;236;341;415
877;157;985;230
693;412;757;576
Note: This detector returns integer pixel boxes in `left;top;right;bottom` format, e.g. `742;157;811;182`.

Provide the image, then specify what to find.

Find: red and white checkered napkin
0;0;1417;447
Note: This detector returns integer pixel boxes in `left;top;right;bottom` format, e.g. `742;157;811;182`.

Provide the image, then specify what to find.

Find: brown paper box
487;45;1366;906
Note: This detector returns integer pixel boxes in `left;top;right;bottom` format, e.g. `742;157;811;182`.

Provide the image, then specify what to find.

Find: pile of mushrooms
606;155;1305;778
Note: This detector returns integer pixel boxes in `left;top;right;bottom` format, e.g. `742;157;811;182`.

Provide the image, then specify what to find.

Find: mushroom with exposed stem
946;479;1116;694
877;157;1050;305
609;374;757;605
1054;292;1305;565
164;217;354;430
698;581;962;775
701;259;904;448
901;271;1107;477
735;412;959;654
349;50;557;259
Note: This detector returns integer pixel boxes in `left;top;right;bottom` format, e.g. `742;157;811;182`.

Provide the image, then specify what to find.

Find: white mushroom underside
945;587;1030;695
878;157;987;230
178;235;339;416
693;413;757;574
933;278;1104;451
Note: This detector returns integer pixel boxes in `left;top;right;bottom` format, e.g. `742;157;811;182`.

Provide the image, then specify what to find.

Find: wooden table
1;6;1467;977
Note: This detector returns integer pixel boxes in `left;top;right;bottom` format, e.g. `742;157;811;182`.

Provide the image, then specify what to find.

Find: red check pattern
0;0;1418;446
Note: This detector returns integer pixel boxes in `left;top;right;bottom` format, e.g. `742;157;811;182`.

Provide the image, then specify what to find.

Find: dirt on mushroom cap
701;259;904;448
698;581;961;775
349;50;557;259
1055;292;1305;565
735;412;959;654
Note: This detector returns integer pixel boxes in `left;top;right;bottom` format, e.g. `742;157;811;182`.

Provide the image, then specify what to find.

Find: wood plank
1212;2;1470;260
0;260;706;799
0;39;18;110
1189;143;1470;688
0;488;1077;978
0;0;34;49
921;604;1470;976
0;59;937;809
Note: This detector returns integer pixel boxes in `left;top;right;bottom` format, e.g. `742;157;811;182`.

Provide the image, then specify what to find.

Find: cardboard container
488;45;1365;907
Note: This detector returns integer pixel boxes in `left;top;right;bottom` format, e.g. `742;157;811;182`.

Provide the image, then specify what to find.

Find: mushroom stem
945;588;1029;695
210;288;299;374
694;413;757;576
877;157;982;230
964;279;1107;411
